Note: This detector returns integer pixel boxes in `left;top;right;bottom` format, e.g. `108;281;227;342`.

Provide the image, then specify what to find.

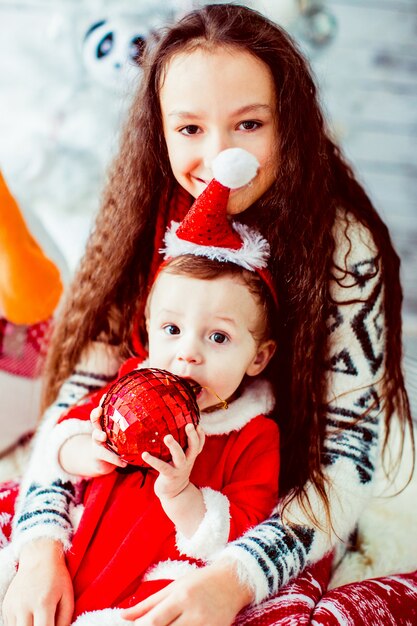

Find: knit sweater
8;210;385;604
221;211;385;602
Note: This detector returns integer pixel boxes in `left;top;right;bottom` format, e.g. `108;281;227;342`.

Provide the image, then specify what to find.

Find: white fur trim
144;558;199;582
212;148;259;188
176;487;230;560
72;608;131;626
200;379;275;436
161;221;270;271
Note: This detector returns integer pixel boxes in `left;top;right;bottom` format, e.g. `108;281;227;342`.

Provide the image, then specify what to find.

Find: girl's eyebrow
168;104;272;119
233;104;273;116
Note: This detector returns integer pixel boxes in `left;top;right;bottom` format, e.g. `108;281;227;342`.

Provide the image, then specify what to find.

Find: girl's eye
180;125;201;136
210;332;228;344
238;120;261;131
163;324;180;335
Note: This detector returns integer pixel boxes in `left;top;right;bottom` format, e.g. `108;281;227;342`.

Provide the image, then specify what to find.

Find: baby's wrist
157;479;190;502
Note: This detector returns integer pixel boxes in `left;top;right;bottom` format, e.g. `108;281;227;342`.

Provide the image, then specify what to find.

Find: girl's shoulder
331;208;380;280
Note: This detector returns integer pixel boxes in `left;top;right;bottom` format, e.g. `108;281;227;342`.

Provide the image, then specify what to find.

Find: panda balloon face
82;16;163;90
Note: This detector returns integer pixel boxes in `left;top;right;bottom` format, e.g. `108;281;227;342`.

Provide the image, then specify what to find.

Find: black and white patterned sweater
6;212;386;604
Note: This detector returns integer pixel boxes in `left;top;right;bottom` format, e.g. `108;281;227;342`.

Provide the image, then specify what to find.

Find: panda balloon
82;12;173;91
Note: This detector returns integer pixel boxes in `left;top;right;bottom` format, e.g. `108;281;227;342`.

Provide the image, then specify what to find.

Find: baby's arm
143;424;206;537
58;406;128;477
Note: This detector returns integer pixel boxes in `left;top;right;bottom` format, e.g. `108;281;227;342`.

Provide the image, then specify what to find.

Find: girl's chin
225;191;253;215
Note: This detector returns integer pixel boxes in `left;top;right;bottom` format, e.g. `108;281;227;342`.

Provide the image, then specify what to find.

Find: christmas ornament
100;367;200;466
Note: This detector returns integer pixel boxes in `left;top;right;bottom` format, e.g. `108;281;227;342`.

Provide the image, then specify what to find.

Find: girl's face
160;46;279;215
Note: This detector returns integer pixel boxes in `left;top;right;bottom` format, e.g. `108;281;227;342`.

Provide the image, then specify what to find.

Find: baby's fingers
164;434;186;467
185;423;205;460
92;428;107;444
92;435;127;468
90;405;103;428
142;451;172;474
96;444;128;468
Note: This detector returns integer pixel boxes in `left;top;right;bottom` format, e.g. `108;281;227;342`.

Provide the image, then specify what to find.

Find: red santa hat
161;148;278;306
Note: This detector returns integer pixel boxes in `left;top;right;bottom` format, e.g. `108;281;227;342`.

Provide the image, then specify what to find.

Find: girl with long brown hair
1;4;415;625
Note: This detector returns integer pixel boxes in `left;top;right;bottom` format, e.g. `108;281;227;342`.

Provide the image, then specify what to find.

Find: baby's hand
142;423;205;500
89;405;128;475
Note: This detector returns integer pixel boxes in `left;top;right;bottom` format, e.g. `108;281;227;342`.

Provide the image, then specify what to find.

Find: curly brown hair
42;4;411;511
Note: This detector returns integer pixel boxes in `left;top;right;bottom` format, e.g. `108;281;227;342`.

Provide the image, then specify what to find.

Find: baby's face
146;270;272;410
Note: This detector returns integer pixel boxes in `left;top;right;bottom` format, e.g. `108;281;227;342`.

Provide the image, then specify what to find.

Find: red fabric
0;480;19;547
0;316;52;378
235;553;334;625
311;572;417;625
63;409;279;617
148;185;193;284
235;555;417;626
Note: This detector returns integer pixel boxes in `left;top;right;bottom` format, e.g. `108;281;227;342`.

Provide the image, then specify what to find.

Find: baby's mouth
182;378;202;398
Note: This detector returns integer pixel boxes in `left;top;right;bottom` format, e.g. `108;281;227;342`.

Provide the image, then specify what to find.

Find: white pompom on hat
212;147;259;189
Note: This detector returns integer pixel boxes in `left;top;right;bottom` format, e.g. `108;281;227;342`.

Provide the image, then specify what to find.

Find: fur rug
330;419;417;587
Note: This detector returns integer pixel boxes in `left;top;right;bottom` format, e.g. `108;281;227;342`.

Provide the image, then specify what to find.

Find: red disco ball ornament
100;368;200;467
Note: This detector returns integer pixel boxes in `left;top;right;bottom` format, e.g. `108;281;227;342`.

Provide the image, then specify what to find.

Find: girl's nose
203;132;232;169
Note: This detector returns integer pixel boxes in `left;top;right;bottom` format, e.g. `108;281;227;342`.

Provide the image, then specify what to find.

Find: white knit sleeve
219;213;385;603
11;341;121;555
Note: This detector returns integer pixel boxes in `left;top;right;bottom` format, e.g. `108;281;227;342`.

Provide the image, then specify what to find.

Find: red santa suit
53;360;279;621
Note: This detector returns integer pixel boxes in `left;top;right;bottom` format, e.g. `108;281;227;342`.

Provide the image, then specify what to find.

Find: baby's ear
246;340;276;377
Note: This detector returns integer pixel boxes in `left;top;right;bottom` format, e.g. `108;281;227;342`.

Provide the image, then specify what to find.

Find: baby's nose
177;341;202;364
177;353;199;364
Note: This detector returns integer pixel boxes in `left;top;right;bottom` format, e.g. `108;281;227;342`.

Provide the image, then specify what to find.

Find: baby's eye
163;324;180;335
209;332;229;344
238;120;262;131
180;125;201;136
